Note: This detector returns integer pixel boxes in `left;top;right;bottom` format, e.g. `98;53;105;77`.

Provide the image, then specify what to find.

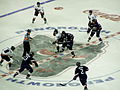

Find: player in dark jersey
73;62;89;90
32;2;47;24
0;46;15;67
60;31;75;58
13;52;38;79
22;29;32;57
87;19;102;42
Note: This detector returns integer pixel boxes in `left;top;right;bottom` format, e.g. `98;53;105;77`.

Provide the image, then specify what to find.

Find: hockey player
32;2;47;24
0;46;15;67
52;29;63;53
13;52;38;79
87;10;97;34
60;31;75;58
73;62;89;90
87;19;102;42
22;29;32;57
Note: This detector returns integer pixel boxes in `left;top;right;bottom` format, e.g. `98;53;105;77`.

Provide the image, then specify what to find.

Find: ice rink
0;0;120;90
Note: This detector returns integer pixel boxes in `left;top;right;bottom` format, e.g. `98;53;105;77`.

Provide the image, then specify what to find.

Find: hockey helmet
37;2;40;5
11;46;15;51
53;29;58;36
62;31;66;34
29;52;34;56
89;10;93;13
92;19;97;22
54;29;58;33
27;29;31;33
76;62;81;66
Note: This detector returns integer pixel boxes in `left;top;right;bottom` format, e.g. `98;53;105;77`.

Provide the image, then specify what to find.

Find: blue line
0;0;55;18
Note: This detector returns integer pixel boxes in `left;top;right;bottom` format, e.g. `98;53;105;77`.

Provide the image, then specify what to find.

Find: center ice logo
11;35;107;77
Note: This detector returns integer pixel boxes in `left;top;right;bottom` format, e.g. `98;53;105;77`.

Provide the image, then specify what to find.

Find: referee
22;29;32;57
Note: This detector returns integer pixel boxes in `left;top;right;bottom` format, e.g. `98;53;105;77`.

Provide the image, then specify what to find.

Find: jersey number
80;68;84;74
23;55;29;61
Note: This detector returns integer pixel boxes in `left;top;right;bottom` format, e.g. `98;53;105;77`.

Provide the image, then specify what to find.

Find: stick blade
59;83;67;86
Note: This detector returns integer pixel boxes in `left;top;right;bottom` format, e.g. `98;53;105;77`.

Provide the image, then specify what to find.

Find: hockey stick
59;79;74;86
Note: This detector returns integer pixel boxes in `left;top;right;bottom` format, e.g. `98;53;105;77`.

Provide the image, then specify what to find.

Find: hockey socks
71;51;75;58
88;37;91;42
13;72;19;78
26;74;31;79
32;18;36;23
44;18;47;24
99;38;102;41
57;46;59;52
0;60;4;66
8;63;12;67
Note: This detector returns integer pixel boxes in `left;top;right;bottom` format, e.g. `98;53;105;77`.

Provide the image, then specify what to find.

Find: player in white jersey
87;19;102;42
53;29;63;53
87;10;97;34
0;46;15;68
32;2;47;24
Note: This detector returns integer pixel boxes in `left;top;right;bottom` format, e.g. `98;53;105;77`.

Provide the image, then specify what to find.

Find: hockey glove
73;76;77;80
52;41;56;44
32;61;38;67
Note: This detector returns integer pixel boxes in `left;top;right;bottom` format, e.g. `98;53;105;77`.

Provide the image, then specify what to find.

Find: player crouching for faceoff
52;29;63;53
52;29;75;58
60;31;75;58
13;52;38;79
73;62;89;90
87;19;103;42
32;2;47;24
0;46;15;68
